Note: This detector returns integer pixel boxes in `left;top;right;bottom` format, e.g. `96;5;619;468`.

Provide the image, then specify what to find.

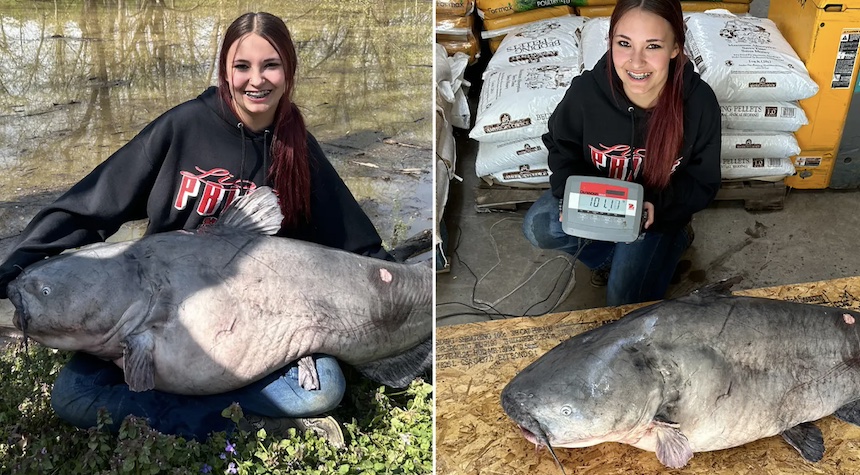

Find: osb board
436;276;860;475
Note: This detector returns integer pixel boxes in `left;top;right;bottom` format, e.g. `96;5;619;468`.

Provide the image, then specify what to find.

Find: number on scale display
580;195;625;216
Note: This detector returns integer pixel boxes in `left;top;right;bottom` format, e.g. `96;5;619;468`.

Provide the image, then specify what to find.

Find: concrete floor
435;0;860;326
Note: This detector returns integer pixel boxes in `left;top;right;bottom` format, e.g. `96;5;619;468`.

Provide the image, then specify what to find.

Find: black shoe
590;268;610;287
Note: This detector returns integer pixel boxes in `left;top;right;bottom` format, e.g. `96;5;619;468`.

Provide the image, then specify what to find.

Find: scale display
561;176;645;243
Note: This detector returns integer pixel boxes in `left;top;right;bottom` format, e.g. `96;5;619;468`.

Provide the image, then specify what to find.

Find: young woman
522;0;721;307
0;12;389;443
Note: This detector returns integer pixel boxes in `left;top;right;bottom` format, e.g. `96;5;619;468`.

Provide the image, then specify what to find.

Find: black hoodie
544;53;721;234
0;86;391;277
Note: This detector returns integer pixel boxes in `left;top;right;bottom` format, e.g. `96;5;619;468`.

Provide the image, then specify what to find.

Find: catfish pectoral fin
652;420;694;469
834;399;860;427
781;421;824;462
122;332;156;392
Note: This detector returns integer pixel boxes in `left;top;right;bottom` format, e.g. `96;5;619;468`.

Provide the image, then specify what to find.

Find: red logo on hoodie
174;167;256;216
589;144;644;182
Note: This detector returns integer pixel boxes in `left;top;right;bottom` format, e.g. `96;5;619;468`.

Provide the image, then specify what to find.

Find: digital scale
561;176;645;243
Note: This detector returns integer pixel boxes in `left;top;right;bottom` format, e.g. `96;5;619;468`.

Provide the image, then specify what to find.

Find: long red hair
217;12;311;227
608;0;686;189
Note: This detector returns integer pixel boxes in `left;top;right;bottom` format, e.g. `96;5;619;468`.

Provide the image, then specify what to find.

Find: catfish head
500;316;667;451
7;240;148;358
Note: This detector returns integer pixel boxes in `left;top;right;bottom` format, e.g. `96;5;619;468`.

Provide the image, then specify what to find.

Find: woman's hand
643;201;655;229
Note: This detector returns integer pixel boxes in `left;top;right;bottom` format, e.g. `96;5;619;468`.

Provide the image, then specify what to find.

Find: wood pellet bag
470;64;581;143
684;10;819;102
437;0;476;16
721;130;801;160
475;137;550;179
477;0;615;20
720;102;808;132
486;16;587;73
483;5;575;31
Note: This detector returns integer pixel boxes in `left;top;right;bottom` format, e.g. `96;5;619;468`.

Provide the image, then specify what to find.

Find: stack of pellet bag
684;10;817;181
482;6;578;53
437;0;480;64
470;16;589;186
477;0;614;53
436;44;471;272
578;0;751;17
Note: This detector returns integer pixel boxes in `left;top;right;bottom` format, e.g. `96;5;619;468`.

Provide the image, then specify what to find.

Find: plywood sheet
436;277;860;474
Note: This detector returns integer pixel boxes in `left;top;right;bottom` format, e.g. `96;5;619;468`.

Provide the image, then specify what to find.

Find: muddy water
0;0;432;247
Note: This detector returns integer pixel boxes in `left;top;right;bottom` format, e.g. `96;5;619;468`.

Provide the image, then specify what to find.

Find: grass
0;341;433;475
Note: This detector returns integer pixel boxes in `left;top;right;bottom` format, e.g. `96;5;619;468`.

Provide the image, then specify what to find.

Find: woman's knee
51;360;98;428
51;353;126;429
522;207;546;247
523;202;559;249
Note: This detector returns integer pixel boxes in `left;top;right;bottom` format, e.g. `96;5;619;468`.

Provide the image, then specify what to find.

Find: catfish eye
41;286;51;296
561;405;572;416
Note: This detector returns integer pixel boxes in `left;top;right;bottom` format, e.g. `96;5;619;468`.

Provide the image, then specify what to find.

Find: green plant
0;342;433;475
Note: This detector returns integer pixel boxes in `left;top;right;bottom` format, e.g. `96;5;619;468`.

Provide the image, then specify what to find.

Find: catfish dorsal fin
692;276;744;297
209;186;283;236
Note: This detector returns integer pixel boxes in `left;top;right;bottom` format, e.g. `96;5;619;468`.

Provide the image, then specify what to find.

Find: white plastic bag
720;101;808;132
485;16;588;73
435;44;472;130
684;10;818;102
475;137;549;177
477;140;551;186
720;156;795;180
721;130;801;159
470;64;581;143
580;17;610;72
484;161;552;186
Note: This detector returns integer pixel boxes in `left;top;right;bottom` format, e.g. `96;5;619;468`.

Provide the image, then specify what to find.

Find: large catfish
501;279;860;469
8;187;431;395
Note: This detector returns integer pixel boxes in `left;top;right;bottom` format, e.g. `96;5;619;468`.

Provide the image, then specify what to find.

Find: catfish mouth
519;424;544;446
511;413;568;475
7;285;27;332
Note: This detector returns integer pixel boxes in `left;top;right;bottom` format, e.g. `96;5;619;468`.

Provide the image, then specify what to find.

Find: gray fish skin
8;188;431;395
501;289;860;468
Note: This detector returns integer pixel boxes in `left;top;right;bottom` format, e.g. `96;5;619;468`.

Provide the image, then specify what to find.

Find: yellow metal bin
769;0;860;189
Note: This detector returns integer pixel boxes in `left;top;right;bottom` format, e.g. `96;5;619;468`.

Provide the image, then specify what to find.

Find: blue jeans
51;352;346;440
523;190;691;306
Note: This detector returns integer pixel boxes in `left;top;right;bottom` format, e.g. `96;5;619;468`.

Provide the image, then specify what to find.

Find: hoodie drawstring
237;122;247;183
627;106;635;154
263;129;270;176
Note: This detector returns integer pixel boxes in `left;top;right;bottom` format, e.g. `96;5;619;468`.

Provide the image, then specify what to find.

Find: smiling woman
521;0;722;307
0;10;402;444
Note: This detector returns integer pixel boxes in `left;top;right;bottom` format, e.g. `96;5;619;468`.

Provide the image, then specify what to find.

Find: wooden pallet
714;179;787;211
476;179;786;212
474;182;548;211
